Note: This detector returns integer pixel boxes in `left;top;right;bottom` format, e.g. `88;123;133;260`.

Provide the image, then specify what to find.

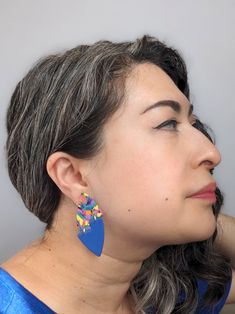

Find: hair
5;35;232;313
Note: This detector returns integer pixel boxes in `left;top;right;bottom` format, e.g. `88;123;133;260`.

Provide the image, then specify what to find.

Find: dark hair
5;35;232;313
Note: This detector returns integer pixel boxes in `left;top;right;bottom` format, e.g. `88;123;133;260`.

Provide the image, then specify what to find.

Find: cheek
113;144;183;202
92;142;185;241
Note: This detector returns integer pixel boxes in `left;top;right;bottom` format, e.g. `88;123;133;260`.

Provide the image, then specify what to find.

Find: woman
0;35;233;313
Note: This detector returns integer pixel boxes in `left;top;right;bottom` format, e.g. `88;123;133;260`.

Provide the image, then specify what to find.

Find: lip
188;182;217;202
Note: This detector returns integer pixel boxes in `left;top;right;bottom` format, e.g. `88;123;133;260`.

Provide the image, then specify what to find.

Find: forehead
121;62;189;113
104;62;191;131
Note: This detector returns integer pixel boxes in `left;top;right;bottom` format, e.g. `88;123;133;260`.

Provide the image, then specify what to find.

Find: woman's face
86;63;221;258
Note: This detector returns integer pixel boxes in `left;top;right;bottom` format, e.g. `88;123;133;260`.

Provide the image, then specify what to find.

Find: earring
76;192;104;256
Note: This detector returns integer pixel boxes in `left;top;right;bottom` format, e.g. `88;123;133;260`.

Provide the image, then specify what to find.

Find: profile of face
75;63;221;259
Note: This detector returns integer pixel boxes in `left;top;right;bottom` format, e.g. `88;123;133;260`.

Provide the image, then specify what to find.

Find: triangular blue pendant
78;218;104;256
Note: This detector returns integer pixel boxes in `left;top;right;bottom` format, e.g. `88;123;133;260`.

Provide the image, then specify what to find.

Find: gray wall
0;0;235;264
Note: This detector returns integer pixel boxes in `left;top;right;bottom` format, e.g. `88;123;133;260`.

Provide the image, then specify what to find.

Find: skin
1;63;221;313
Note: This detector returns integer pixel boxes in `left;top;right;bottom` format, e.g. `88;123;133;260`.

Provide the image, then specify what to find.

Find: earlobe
46;151;89;201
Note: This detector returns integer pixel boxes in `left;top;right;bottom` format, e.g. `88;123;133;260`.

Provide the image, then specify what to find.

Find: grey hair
5;35;231;313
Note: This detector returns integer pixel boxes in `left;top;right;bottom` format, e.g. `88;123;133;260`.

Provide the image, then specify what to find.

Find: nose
191;128;221;171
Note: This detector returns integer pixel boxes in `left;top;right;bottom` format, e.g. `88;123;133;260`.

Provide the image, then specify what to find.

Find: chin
192;215;217;242
178;210;217;244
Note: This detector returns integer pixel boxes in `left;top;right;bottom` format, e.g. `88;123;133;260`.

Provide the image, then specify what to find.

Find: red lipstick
189;182;217;203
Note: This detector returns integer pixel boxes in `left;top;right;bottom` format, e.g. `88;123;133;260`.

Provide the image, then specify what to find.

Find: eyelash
153;119;198;131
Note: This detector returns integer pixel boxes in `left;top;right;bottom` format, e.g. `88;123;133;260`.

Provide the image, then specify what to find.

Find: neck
3;203;158;313
32;226;142;313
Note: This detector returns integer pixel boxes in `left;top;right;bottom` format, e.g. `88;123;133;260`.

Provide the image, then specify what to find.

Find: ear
46;152;90;205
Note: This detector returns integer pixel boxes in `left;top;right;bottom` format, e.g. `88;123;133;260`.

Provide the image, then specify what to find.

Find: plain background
0;0;235;311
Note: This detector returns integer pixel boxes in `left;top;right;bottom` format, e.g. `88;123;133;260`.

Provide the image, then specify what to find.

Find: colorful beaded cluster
76;192;103;233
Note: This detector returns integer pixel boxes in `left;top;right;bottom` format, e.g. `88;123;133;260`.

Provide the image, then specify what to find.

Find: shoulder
0;269;16;313
0;267;55;314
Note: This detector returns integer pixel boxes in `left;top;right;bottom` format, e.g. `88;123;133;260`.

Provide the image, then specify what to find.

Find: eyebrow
140;100;194;117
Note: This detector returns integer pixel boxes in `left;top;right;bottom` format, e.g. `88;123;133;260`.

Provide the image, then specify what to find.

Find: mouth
188;182;217;203
190;192;216;202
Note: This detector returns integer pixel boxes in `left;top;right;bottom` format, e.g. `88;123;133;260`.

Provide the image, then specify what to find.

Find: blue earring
76;192;104;256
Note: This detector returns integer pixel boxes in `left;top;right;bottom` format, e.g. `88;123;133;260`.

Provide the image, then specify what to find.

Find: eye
153;119;179;130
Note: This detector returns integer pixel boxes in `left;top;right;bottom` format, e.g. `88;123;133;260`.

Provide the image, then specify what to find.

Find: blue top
0;267;232;313
0;268;55;314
